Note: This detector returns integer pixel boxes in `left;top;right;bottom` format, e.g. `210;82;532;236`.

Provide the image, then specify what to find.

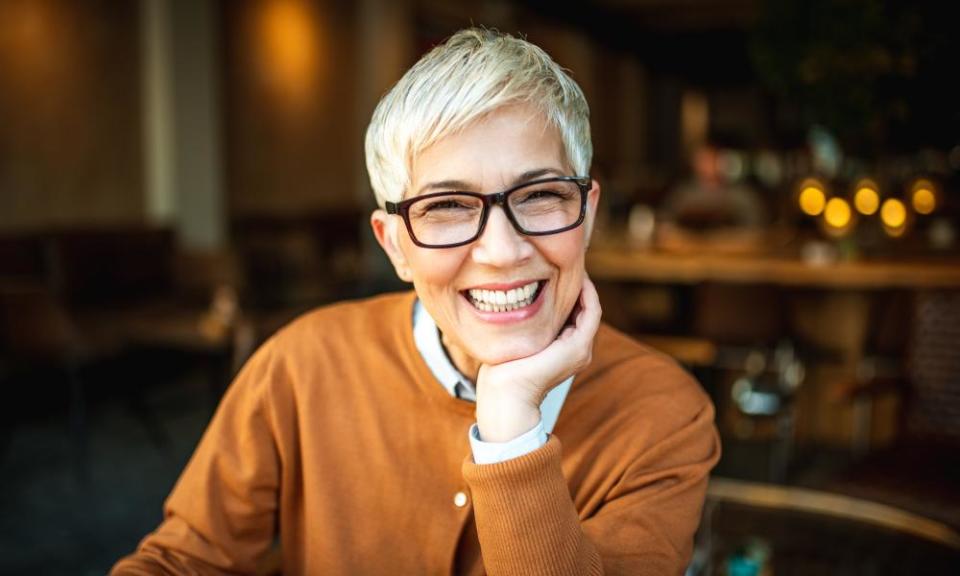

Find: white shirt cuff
468;421;548;464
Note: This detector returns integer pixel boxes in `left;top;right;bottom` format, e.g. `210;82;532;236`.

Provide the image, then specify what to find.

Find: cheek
403;240;467;291
536;232;587;303
541;229;586;273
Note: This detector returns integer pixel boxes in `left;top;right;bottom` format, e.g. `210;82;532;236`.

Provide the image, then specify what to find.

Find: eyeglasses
385;176;591;249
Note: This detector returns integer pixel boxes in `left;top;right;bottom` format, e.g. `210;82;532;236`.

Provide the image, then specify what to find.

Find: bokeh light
799;180;827;216
824;197;852;230
912;188;935;214
853;180;880;215
0;0;68;89
718;150;745;182
881;198;907;229
910;179;937;215
255;0;322;107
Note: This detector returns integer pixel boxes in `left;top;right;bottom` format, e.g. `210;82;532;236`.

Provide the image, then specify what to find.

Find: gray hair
364;28;592;207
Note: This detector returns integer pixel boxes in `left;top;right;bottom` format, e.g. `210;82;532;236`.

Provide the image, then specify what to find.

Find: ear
583;179;602;246
371;210;414;283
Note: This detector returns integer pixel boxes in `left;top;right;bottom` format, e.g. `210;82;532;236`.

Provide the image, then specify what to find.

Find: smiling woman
112;28;720;576
373;104;599;380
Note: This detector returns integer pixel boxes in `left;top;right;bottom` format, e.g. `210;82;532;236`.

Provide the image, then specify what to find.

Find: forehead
409;105;568;194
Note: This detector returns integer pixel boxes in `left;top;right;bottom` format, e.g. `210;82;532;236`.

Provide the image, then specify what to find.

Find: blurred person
112;29;719;575
659;142;767;231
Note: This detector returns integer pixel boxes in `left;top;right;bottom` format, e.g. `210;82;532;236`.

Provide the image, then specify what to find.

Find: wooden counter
587;246;960;290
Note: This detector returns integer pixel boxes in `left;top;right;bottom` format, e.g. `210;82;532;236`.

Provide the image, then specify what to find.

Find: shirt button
453;491;468;508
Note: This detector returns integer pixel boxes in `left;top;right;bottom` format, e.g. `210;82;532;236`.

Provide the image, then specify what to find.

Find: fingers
564;276;600;336
552;275;602;373
578;275;602;333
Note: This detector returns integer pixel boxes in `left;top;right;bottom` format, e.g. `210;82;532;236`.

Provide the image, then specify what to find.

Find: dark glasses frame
384;176;592;248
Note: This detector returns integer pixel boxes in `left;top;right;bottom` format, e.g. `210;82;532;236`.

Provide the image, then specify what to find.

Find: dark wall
0;0;143;231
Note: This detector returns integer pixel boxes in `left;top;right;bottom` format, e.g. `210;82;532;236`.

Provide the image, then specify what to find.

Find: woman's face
372;105;599;375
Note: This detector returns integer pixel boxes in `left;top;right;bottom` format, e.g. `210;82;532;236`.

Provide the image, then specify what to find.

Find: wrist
476;392;541;443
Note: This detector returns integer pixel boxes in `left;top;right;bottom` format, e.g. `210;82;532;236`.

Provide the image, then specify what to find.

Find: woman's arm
464;395;719;576
467;276;720;575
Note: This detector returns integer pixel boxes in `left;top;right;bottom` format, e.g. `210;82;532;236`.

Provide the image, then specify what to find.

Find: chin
467;332;555;365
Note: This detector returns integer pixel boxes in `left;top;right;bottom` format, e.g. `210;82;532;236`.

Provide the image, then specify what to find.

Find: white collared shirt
413;300;572;464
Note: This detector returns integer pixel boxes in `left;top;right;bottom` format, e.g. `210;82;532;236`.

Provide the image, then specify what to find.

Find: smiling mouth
463;280;545;313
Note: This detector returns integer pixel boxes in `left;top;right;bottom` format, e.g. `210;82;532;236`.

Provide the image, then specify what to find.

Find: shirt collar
413;299;475;399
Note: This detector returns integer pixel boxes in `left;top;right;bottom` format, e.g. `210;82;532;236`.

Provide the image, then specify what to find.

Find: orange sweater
112;291;720;575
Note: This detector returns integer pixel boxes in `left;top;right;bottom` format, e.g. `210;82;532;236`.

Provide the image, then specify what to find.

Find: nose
470;205;533;267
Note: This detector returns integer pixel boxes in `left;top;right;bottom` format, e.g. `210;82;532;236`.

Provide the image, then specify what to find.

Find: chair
832;290;960;529
693;283;805;483
0;281;91;479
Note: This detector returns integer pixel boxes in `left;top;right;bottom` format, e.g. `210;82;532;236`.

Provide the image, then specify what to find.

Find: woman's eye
424;199;470;211
519;189;564;202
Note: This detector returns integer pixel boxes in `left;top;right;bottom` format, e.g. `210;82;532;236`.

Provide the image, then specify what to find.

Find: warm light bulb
824;197;852;229
852;179;880;216
881;198;907;229
912;187;936;215
854;187;880;215
256;0;320;106
799;186;826;216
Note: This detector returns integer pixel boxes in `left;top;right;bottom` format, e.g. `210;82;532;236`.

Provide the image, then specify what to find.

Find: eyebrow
415;167;567;196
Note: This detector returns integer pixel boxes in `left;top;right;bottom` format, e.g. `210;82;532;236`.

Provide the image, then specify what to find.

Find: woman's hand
475;275;602;442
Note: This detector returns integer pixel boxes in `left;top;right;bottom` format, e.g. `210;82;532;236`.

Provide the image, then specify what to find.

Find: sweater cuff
468;421;548;465
462;433;564;489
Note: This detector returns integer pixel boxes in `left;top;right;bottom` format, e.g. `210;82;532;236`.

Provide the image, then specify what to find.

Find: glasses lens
407;193;483;246
508;180;583;233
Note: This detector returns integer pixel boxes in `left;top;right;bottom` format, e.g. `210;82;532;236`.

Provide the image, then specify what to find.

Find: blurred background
1;0;959;574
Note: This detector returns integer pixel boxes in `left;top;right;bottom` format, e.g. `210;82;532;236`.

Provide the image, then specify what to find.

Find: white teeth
466;281;541;312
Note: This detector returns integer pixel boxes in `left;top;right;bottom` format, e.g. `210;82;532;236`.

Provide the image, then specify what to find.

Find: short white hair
365;28;592;208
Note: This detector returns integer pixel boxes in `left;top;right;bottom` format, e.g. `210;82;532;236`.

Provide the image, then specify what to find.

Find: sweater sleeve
462;397;720;576
110;343;283;575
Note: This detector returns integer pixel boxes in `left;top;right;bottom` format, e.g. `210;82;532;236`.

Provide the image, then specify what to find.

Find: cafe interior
1;0;959;573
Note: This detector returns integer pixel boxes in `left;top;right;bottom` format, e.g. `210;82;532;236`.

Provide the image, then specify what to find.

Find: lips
463;280;545;313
